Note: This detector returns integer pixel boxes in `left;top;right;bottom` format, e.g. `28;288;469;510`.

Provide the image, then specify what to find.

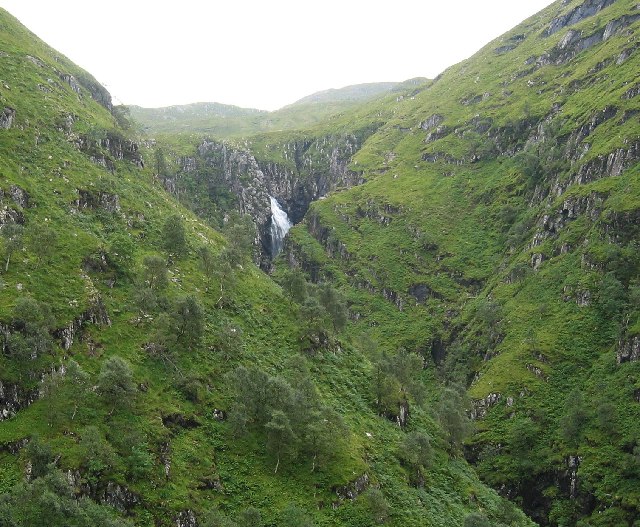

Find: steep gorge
0;0;639;526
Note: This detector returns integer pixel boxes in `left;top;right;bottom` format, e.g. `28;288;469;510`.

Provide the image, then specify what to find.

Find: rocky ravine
160;127;379;268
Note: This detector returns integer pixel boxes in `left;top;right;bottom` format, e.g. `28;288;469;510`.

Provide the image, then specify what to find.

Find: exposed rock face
623;82;640;99
98;134;143;167
187;129;374;266
471;393;502;420
75;189;121;213
1;107;15;129
66;470;139;513
573;141;640;185
420;114;444;131
563;456;582;499
617;334;640;364
530;193;605;247
333;473;370;501
54;295;111;350
0;380;38;421
76;132;144;171
60;73;82;94
538;13;640;66
8;185;29;208
0;185;29;227
544;0;617;36
536;141;640;204
0;437;29;454
175;510;198;527
59;72;113;112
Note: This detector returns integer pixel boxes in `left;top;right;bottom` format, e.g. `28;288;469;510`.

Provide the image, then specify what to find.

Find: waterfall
270;196;292;257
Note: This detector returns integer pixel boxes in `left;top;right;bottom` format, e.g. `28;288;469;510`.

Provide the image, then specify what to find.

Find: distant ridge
128;80;427;136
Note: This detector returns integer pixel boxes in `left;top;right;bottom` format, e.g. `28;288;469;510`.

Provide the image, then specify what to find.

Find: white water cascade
270;196;292;257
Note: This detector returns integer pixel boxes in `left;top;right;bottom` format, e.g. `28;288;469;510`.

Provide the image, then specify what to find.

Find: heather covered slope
0;7;531;527
279;0;640;524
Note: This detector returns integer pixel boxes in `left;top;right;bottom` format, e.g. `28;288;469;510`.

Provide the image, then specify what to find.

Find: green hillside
1;0;639;526
0;7;532;527
275;0;640;525
146;0;640;524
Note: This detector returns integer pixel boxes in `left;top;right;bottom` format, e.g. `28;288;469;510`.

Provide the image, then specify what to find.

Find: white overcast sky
0;1;555;110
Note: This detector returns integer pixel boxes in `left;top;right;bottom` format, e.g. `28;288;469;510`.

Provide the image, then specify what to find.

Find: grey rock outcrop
420;114;444;131
471;392;502;420
544;0;617;36
538;13;640;66
617;334;640;364
76;131;144;171
1;107;15;129
66;470;139;513
60;73;82;94
186;129;373;266
55;295;111;350
59;72;113;112
75;189;120;213
333;473;370;501
0;380;39;421
175;510;198;527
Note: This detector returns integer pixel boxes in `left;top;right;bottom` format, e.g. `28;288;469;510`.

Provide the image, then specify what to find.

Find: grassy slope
0;8;530;527
281;0;640;524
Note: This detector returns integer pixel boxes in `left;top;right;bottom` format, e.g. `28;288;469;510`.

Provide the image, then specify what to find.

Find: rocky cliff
160;125;378;267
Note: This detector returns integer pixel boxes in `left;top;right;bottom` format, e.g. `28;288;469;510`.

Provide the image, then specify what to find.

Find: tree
28;223;57;265
126;443;154;481
26;435;55;479
318;282;348;332
387;348;425;404
0;469;133;527
107;232;136;276
301;408;346;471
213;252;235;307
371;350;400;414
154;147;169;178
476;298;503;345
280;505;315;527
1;222;23;272
399;431;432;483
162;214;187;256
113;105;133;131
596;400;618;435
463;512;491;527
596;272;625;323
97;356;137;412
265;410;297;473
80;426;117;479
222;212;255;266
171;295;204;350
300;295;329;350
238;507;262;527
142;255;168;290
369;348;424;422
198;245;216;288
65;359;90;420
201;509;237;527
6;297;54;360
364;488;389;525
437;386;473;450
215;320;243;360
226;366;270;434
134;286;159;315
560;388;588;448
280;268;307;304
